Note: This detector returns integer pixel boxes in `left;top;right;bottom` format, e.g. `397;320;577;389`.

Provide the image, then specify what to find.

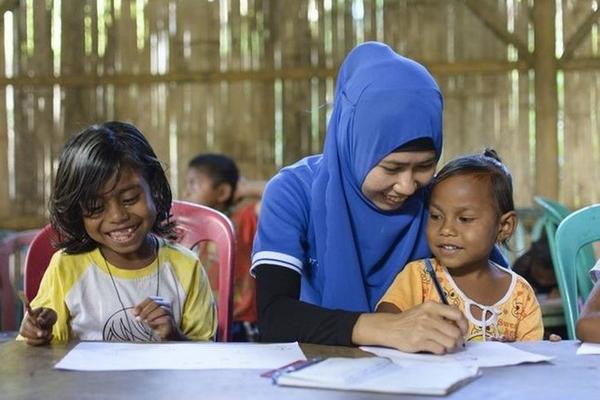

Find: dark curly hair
50;121;175;253
431;148;514;246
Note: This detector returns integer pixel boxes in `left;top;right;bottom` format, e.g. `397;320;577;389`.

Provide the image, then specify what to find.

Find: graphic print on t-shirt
103;306;160;342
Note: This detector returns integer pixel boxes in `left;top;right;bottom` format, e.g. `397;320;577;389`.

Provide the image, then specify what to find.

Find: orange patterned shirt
379;258;543;341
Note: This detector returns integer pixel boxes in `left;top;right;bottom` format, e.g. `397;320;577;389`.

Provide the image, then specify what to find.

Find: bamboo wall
561;0;600;207
0;0;599;230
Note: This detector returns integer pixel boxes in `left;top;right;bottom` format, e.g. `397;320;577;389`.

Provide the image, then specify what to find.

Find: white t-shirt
23;239;216;342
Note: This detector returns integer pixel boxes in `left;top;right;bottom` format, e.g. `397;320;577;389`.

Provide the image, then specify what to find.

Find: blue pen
425;258;449;305
270;357;324;384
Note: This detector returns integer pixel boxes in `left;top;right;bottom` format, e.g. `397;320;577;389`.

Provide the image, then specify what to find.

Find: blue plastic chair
533;197;571;326
533;196;571;272
555;204;600;339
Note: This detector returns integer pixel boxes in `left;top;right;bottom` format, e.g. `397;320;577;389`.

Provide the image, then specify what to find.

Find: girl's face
426;174;516;273
361;150;437;211
82;167;158;269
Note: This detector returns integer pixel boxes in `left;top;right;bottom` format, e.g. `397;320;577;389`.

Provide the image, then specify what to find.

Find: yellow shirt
379;258;543;341
20;239;216;342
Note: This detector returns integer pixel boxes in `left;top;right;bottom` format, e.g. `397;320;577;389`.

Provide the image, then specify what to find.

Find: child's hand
19;307;57;346
133;296;186;341
548;333;562;342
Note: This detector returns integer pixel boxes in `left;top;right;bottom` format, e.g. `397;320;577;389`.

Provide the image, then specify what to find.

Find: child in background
576;259;600;342
513;234;560;299
18;122;216;345
378;149;543;342
184;154;262;341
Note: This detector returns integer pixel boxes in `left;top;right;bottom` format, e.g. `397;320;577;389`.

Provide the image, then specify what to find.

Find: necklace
102;235;160;340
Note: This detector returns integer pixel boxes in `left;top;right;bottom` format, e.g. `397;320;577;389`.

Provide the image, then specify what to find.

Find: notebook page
276;357;480;395
361;341;552;368
577;342;600;355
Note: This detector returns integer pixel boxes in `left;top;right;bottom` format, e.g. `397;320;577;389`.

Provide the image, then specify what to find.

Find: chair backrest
555;204;600;339
533;196;571;270
534;196;571;224
23;225;57;303
170;200;236;342
23;200;236;342
533;196;571;304
0;229;40;330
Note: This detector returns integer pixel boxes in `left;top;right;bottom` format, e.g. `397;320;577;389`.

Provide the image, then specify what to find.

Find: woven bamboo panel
0;0;598;229
561;0;600;208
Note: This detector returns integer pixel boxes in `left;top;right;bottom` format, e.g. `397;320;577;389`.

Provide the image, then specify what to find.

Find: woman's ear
497;211;518;243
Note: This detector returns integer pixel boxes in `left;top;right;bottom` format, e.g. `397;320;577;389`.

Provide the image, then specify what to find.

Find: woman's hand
352;301;467;354
133;297;187;341
19;307;57;346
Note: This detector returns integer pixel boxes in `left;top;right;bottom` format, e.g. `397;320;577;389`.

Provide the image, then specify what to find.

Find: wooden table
0;340;598;399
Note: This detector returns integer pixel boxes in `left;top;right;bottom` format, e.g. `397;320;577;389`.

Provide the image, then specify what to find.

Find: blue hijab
310;42;443;312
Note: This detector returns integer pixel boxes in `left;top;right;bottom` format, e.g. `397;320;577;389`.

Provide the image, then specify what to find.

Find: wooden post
533;0;558;199
0;6;8;219
60;1;90;138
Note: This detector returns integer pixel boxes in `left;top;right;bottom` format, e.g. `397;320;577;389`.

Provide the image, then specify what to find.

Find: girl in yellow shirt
378;149;543;344
19;122;215;345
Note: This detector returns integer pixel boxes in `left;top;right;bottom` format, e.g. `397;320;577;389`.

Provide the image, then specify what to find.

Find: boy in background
184;154;263;341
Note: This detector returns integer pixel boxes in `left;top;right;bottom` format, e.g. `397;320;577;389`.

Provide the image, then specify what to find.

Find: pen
425;258;448;305
269;357;325;384
425;259;465;348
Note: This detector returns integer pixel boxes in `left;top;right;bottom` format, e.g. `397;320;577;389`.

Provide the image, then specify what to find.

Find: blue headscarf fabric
310;42;443;311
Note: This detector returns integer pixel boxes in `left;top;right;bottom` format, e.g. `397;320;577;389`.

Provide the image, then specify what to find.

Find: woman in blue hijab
251;42;467;353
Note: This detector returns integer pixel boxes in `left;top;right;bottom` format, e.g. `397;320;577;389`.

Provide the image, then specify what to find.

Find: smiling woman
362;146;437;211
250;42;482;354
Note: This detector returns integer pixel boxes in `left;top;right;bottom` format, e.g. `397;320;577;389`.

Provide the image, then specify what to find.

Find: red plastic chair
0;229;40;330
23;225;57;305
170;200;236;342
23;200;236;342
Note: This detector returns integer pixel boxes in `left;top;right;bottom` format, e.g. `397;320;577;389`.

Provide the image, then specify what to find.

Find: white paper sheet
54;342;306;371
275;357;480;395
361;341;553;368
577;342;600;355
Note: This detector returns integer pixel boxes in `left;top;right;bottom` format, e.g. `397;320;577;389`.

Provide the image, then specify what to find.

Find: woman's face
361;150;437;211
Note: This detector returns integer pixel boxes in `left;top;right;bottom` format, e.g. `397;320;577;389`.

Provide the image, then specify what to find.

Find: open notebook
273;357;480;395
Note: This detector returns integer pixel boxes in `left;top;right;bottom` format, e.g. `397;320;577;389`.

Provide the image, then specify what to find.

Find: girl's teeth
108;228;134;242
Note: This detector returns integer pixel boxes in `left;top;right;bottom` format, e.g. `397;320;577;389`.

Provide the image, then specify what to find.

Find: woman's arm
255;265;360;345
576;281;600;343
256;265;467;353
354;302;467;354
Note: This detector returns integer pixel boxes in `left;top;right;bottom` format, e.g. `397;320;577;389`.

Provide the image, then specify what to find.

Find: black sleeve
255;264;361;346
